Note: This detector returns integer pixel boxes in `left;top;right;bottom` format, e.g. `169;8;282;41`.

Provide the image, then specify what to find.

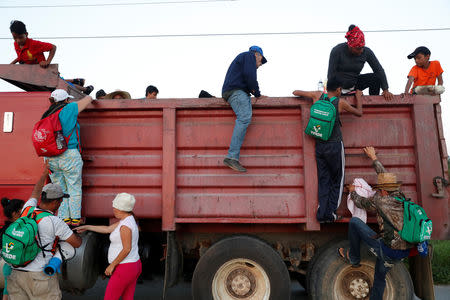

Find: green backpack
305;93;337;141
379;197;432;244
1;206;53;267
394;197;432;244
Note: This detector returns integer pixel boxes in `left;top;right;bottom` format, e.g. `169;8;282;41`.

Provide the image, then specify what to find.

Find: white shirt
108;215;140;264
14;198;74;272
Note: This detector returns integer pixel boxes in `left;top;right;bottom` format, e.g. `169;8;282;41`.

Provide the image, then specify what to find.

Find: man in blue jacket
222;46;267;172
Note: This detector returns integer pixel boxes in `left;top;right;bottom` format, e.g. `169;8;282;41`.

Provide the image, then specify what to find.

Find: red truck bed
0;92;448;239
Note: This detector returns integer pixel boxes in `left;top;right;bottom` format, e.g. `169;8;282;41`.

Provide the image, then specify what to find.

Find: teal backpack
394;197;432;244
305;94;337;141
380;197;432;244
1;206;53;267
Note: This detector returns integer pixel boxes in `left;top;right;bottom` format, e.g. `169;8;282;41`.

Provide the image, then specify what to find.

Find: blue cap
249;45;267;64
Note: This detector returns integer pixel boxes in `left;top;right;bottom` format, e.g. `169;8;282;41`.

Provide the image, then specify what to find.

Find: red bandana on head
345;26;365;48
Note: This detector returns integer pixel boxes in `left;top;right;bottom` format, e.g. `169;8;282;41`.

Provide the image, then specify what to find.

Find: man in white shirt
7;167;82;300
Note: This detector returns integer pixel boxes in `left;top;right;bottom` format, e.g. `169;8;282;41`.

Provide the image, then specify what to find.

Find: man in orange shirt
404;46;444;95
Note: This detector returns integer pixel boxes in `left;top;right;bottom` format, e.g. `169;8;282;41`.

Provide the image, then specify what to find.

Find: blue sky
1;0;450;142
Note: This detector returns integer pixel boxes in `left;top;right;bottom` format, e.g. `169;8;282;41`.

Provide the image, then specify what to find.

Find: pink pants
104;260;142;300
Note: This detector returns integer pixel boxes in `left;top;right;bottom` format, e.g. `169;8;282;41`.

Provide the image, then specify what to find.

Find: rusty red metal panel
0;64;59;90
301;104;321;231
0;64;85;99
162;108;176;231
0;92;50;185
0;92;448;238
79;107;163;218
175;108;305;221
412;103;449;239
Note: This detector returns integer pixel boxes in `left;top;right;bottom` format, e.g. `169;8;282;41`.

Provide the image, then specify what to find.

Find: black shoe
72;78;85;86
84;85;94;95
223;158;247;172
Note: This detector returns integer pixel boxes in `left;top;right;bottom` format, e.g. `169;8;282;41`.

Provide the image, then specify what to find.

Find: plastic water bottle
417;241;428;257
55;131;65;150
43;241;75;276
317;80;324;91
44;256;62;276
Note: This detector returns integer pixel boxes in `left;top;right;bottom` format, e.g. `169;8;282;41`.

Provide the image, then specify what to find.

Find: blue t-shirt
58;102;80;150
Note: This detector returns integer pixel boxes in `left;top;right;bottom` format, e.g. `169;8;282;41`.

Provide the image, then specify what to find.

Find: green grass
431;240;450;284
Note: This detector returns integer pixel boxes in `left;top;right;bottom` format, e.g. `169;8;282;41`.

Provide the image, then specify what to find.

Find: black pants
315;141;345;222
355;73;381;95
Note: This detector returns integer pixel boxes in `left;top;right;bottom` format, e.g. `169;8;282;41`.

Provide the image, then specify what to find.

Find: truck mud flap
162;231;182;300
409;244;435;300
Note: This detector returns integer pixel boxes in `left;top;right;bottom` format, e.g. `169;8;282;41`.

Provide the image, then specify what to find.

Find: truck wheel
306;237;345;296
309;240;414;300
192;235;290;300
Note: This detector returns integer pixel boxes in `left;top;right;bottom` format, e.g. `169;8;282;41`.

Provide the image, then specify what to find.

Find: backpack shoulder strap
32;210;54;224
20;206;34;218
393;196;407;203
41;103;67;120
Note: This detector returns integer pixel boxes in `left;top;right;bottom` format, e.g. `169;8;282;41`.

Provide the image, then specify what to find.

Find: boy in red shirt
10;20;56;68
9;20;94;95
404;46;444;95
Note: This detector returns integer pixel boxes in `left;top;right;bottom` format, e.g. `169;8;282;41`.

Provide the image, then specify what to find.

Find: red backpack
32;105;76;157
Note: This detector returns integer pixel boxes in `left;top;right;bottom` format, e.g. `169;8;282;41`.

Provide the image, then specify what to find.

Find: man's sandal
337;248;361;268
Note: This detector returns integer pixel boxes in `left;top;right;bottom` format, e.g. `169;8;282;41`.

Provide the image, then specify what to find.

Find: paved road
62;277;450;300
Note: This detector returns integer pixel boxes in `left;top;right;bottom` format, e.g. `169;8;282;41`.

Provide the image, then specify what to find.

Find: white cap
112;193;136;212
50;89;74;102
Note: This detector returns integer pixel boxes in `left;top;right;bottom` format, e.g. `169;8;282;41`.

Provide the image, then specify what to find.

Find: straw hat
373;173;402;191
104;90;131;99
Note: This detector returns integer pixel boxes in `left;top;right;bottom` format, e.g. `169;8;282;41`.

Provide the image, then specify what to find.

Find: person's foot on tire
337;248;361;268
223;158;247;172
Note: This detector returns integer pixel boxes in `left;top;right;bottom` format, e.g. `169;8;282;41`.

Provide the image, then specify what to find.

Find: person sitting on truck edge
145;85;159;99
9;20;56;68
293;77;363;223
338;146;414;300
75;193;141;300
9;20;94;95
328;24;394;101
222;45;267;172
0;197;25;300
96;89;107;99
105;90;132;99
7;166;82;300
404;46;444;95
44;89;94;227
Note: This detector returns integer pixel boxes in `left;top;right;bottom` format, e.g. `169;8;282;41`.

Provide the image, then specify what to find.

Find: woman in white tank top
75;193;141;300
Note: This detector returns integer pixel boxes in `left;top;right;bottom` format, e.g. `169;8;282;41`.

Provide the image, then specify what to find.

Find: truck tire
306;237;345;296
309;240;414;300
192;235;290;300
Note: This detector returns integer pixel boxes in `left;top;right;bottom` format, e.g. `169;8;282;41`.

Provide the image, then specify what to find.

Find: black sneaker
223;158;247;172
84;85;94;95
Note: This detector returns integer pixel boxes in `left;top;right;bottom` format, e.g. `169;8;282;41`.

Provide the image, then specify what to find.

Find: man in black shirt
328;25;393;101
293;77;363;222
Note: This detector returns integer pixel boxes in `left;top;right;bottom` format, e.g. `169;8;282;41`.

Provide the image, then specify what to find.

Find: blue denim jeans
348;217;403;300
226;90;252;160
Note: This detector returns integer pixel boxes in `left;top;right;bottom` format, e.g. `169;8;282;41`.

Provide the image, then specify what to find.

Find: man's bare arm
292;90;322;102
340;92;363;117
